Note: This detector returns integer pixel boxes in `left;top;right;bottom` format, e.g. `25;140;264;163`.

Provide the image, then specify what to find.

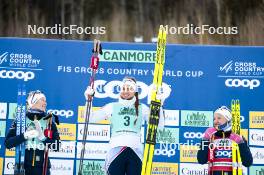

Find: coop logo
0;69;35;81
155;147;176;158
47;109;74;118
154;143;176;158
215;150;232;158
184;132;203;139
225;79;260;89
94;79;171;99
0;52;8;64
220;61;233;73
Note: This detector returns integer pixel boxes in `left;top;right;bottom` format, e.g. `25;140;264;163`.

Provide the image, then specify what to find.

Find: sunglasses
28;90;43;104
217;106;231;112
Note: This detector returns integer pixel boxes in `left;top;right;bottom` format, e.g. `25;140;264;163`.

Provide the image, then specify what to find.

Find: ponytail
134;92;139;125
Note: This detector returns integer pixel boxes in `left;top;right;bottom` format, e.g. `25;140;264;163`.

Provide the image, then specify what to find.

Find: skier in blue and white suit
5;90;60;175
84;77;168;175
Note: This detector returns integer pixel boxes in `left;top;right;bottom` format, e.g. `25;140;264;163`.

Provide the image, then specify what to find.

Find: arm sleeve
88;103;113;123
141;104;165;128
197;139;210;164
4;121;26;149
238;138;253;167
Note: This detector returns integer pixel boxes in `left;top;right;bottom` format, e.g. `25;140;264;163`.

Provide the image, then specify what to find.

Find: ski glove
33;120;46;141
84;86;95;100
148;85;167;105
229;133;244;144
203;127;217;140
156;87;166;106
24;129;39;140
44;129;53;139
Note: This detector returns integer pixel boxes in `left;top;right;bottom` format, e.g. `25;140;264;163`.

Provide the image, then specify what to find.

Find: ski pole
78;39;101;175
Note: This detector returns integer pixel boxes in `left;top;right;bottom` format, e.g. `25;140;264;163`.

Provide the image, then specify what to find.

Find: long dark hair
134;91;139;125
124;76;139;125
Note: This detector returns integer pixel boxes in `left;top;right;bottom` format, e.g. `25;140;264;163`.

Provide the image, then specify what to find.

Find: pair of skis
231;100;242;175
141;25;167;175
15;84;26;175
78;39;102;175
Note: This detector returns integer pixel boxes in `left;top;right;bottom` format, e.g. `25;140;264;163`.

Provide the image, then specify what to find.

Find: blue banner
0;37;264;175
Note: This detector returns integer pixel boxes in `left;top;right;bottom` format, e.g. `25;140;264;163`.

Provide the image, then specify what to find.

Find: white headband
122;79;138;92
27;92;46;108
214;106;232;122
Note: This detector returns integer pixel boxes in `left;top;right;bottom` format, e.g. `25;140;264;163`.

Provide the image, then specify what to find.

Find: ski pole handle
90;55;99;70
44;129;53;139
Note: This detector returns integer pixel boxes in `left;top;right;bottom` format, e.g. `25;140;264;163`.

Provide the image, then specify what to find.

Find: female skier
84;77;166;175
197;106;252;175
5;90;60;175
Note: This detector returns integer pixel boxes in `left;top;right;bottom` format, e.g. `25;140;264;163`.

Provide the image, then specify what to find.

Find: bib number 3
124;116;130;126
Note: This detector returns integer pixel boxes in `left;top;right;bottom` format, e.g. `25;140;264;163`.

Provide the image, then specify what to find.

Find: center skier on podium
84;77;167;175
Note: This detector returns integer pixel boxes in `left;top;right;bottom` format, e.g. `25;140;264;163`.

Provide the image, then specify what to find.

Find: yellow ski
231;100;242;175
141;25;167;175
